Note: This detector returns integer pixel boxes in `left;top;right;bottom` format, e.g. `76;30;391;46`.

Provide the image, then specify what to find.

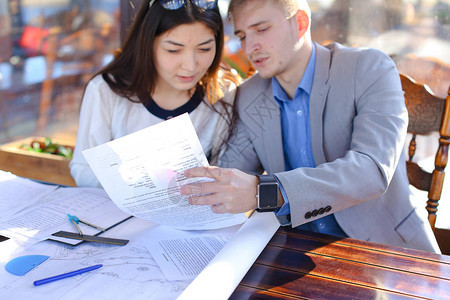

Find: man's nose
243;36;261;56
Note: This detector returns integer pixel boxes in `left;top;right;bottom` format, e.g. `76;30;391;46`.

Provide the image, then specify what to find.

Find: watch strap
257;174;276;184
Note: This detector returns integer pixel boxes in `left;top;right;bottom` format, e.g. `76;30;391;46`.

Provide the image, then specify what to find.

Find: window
0;0;448;145
0;0;120;144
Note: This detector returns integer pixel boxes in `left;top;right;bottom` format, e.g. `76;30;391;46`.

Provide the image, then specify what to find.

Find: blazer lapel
239;77;285;173
240;42;333;172
310;43;331;165
261;84;285;173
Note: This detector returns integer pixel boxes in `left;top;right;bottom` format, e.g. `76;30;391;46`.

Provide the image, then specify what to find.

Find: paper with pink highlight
83;113;247;230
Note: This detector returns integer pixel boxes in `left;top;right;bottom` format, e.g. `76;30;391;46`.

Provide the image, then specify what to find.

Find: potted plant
0;136;76;186
19;137;73;159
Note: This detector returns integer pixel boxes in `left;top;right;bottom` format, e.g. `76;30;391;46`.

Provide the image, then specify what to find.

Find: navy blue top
143;89;203;120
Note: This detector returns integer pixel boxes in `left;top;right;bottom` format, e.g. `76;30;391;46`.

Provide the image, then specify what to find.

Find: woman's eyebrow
164;40;184;46
163;38;214;47
198;38;214;46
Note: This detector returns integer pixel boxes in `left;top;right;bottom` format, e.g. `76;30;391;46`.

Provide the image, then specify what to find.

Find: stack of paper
0;114;280;298
0;184;130;245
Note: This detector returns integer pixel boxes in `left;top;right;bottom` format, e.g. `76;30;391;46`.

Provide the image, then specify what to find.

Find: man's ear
295;10;310;37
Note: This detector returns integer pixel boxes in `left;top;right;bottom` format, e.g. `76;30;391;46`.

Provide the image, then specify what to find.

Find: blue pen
33;264;103;286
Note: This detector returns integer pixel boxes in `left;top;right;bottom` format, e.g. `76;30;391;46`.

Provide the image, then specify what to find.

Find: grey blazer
220;43;440;253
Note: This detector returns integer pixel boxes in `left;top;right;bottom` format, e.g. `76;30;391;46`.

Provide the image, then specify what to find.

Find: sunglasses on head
149;0;217;10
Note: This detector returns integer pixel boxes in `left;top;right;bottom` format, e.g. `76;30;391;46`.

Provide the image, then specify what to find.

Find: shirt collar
272;43;316;102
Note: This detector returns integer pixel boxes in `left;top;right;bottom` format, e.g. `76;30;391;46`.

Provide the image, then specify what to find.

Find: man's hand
179;166;258;214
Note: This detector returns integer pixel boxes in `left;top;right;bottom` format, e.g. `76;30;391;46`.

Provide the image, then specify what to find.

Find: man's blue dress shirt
272;44;347;237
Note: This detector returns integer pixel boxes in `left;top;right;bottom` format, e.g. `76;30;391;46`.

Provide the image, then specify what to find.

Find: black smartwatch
256;174;279;212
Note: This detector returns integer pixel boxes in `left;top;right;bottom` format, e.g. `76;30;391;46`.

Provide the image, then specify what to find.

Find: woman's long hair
88;0;240;163
99;0;225;105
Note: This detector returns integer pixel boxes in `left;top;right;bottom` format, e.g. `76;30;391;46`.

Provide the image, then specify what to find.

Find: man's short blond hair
228;0;311;19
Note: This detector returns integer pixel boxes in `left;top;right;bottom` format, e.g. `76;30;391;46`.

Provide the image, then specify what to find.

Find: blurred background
0;0;448;144
0;0;119;143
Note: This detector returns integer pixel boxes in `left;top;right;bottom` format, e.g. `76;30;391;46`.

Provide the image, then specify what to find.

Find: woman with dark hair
70;0;238;187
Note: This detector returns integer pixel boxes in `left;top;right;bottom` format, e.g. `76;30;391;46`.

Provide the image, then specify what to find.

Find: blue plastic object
67;214;80;223
5;255;50;276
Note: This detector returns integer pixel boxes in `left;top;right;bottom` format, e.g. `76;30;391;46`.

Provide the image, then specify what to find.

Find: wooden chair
395;55;450;99
401;73;450;254
0;15;11;63
37;26;108;131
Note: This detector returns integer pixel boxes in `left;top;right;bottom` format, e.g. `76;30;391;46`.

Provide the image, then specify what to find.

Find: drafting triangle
5;255;50;276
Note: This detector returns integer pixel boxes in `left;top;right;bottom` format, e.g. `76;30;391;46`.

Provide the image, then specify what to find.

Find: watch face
259;183;278;208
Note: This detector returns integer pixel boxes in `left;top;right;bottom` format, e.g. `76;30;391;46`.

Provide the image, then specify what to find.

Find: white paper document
0;218;192;300
179;212;280;299
0;170;58;221
143;224;241;280
0;212;279;300
0;187;131;244
82;113;247;230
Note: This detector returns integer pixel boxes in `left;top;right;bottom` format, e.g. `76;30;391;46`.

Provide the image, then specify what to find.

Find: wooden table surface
231;227;450;299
